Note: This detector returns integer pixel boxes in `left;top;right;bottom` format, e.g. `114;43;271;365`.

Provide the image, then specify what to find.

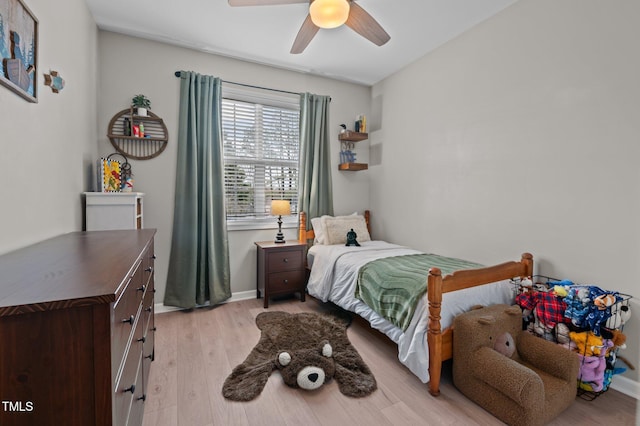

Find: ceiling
86;0;518;86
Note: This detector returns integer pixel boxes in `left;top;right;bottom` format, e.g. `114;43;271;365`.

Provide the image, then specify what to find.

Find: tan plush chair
453;304;579;426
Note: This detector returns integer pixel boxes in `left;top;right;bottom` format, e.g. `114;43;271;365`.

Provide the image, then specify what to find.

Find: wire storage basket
511;275;632;400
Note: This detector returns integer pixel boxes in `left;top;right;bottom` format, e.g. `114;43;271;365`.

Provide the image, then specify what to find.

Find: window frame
221;86;300;231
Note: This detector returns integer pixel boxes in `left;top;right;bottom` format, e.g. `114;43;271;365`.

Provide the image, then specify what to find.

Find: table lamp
271;200;291;244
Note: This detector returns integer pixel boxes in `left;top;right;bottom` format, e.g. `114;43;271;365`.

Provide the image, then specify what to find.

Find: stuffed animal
603;328;627;353
552;285;568;298
583;288;620;334
222;311;376;401
593;294;617;310
569;331;604;356
345;228;360;247
493;332;516;358
554;323;576;351
532;310;555;341
516;289;569;340
605;298;631;329
563;286;590;326
577;353;607;392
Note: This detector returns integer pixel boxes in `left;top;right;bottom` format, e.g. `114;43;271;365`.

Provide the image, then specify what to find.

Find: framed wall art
0;0;38;102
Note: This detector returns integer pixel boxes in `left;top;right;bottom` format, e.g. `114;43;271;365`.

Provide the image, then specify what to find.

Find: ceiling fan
228;0;390;54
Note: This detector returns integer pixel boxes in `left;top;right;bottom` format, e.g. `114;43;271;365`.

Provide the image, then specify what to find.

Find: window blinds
222;98;300;220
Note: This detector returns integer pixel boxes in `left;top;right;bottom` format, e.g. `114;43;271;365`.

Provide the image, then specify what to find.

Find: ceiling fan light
309;0;350;29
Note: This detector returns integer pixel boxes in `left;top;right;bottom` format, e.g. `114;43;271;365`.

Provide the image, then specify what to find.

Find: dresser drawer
114;314;144;425
142;244;155;288
128;366;146;426
267;270;305;293
113;261;145;369
267;249;303;273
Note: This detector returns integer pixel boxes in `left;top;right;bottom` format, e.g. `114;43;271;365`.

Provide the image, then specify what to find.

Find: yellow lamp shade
310;0;350;29
271;200;291;216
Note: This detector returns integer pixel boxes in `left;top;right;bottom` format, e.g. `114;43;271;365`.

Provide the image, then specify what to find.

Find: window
221;87;300;228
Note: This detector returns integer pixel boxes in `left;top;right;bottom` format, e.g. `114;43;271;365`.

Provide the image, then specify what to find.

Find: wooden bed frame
298;211;533;397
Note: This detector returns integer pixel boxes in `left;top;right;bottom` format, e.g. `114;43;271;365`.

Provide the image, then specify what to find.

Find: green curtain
164;71;231;309
298;93;334;227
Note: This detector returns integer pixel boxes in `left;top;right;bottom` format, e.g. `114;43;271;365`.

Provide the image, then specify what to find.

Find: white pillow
310;212;358;245
310;216;327;244
322;215;371;245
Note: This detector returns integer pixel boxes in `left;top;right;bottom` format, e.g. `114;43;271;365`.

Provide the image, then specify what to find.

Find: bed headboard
299;210;371;243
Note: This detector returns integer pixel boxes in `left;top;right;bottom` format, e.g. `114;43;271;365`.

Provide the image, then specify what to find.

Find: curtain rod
174;71;301;97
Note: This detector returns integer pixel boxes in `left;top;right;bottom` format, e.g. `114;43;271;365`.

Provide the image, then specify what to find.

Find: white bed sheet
306;241;515;383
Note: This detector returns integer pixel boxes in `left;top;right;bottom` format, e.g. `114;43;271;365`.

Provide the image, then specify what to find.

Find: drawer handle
283;258;289;263
145;267;153;273
152;326;157;332
145;306;152;313
138;336;146;343
122;315;134;325
283;279;288;284
151;255;157;259
123;384;136;394
137;285;146;292
137;394;147;402
145;353;153;360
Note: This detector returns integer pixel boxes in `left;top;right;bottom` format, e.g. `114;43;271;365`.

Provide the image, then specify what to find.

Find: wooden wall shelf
338;163;368;171
339;131;368;142
339;131;368;171
108;108;168;160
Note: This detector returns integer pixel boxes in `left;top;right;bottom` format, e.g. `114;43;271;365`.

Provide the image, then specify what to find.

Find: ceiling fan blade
290;14;319;54
345;2;390;46
228;0;306;6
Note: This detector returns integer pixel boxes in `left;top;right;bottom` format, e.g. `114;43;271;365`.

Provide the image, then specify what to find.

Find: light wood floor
143;296;638;426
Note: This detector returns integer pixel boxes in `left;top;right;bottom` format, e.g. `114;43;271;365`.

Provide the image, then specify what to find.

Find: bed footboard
426;252;533;396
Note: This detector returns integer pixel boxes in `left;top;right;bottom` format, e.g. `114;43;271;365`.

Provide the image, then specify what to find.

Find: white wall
0;0;98;254
97;31;371;301
371;0;640;382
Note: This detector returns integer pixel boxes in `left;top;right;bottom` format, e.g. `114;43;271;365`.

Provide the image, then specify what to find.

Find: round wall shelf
107;108;168;160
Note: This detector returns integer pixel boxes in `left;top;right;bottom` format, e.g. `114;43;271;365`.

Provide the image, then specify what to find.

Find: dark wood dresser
0;229;156;426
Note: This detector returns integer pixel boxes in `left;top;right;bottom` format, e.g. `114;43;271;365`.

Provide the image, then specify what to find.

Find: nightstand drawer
267;249;303;272
267;270;305;293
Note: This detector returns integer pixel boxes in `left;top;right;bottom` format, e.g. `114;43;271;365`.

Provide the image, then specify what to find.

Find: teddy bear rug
222;311;377;401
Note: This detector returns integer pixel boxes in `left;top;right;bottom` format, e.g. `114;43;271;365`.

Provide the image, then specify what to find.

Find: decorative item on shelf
340;149;356;164
271;200;291;244
131;94;151;116
98;157;121;192
43;70;65;93
354;114;366;133
106;153;133;192
339;123;347;134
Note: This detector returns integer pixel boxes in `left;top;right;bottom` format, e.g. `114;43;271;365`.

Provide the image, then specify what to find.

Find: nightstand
255;241;307;308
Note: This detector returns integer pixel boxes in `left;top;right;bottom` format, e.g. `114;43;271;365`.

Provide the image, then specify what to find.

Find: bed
298;211;533;396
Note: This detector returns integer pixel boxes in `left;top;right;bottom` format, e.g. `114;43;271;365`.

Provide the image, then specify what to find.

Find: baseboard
227;290;256;302
154;290;256;314
610;374;640;400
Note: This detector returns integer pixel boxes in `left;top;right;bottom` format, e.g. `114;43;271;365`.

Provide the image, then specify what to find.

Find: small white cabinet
84;192;144;231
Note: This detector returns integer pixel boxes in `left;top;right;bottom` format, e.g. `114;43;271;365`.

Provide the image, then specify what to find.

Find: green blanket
355;254;483;331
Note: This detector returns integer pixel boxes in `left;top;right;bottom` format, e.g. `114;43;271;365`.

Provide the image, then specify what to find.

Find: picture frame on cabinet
0;0;39;103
